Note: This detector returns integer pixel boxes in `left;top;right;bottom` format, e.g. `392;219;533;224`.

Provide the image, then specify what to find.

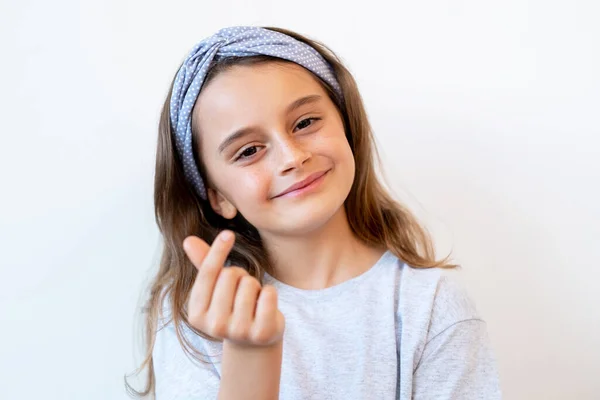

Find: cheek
312;128;354;165
223;166;273;208
319;129;356;185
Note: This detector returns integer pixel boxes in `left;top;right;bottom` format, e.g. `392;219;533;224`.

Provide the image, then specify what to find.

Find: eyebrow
285;94;323;115
217;94;323;154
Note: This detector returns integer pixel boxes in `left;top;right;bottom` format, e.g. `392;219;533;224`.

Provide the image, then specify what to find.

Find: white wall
1;0;598;399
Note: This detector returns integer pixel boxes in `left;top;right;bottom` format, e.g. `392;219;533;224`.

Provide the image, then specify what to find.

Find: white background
1;0;598;399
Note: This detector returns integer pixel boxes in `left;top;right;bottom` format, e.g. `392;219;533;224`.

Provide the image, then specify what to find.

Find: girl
126;26;502;399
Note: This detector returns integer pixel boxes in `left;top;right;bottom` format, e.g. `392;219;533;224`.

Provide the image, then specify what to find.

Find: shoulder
394;258;483;339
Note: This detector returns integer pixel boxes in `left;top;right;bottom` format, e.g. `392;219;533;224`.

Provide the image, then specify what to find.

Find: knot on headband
169;26;343;200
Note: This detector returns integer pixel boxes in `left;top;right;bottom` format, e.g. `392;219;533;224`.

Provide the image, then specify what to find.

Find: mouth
273;169;331;199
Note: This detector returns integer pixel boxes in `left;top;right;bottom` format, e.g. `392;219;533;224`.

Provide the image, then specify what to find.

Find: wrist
223;337;283;352
218;338;283;400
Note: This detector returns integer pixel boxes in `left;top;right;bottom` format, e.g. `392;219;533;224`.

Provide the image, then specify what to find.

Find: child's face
193;62;355;236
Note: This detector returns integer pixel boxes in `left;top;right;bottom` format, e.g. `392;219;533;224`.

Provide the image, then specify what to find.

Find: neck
260;206;386;290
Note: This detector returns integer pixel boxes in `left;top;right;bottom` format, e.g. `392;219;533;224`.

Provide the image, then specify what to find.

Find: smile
273;169;330;199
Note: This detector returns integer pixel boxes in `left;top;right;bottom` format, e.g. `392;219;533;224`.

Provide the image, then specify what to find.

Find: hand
183;230;285;347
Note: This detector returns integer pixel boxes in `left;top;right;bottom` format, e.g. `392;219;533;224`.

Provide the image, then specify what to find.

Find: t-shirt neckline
262;250;395;301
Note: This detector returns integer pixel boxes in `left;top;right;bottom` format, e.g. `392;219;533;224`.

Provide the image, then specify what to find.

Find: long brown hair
125;26;455;398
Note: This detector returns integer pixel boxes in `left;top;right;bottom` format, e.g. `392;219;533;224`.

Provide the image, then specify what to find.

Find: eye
234;145;260;161
294;117;321;132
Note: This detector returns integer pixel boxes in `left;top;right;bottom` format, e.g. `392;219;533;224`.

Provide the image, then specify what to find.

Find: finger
182;235;210;271
183;236;212;317
230;276;262;337
209;266;247;320
252;285;280;344
188;231;235;313
201;230;235;275
255;284;278;318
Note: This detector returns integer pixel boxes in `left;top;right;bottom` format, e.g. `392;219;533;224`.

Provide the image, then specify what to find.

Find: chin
270;192;347;236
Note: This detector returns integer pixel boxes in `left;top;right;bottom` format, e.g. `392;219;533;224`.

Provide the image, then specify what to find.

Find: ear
207;187;238;220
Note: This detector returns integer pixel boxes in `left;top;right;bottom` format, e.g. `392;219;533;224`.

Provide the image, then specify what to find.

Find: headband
169;26;343;199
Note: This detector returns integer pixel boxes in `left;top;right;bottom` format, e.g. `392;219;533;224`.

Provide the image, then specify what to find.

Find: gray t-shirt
153;250;502;399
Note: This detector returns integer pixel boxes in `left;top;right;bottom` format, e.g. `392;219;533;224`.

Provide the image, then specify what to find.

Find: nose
276;136;311;174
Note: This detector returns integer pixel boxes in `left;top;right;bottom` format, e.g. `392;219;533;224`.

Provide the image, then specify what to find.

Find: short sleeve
411;272;502;400
153;321;222;400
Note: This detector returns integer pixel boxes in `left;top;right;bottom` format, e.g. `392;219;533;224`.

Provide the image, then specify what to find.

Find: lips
273;170;330;198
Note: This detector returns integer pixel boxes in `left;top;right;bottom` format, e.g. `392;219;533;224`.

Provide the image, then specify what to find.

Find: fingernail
220;230;233;241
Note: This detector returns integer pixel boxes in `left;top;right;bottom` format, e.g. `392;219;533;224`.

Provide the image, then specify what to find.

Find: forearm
217;339;283;400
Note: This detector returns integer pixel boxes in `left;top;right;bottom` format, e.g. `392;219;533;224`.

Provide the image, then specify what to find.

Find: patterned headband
169;26;343;199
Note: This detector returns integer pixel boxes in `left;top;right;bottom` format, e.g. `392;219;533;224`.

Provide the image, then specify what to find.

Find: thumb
183;236;210;270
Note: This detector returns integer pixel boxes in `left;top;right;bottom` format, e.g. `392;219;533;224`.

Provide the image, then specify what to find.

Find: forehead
193;62;329;129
